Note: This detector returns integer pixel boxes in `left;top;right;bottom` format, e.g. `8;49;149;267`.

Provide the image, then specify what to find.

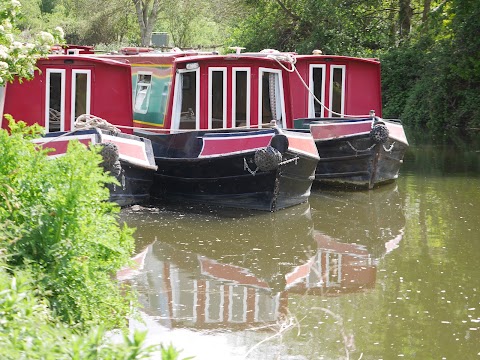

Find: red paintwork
310;120;372;140
2;50;384;138
290;55;382;119
199;133;273;157
286;132;320;157
384;121;408;144
2;55;133;133
169;53;382;130
32;136;94;156
102;134;149;163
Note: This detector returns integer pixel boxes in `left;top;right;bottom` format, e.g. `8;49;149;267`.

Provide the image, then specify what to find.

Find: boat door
171;66;200;132
44;67;92;132
258;68;286;128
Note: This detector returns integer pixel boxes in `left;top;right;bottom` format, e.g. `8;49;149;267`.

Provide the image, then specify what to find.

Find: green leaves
0;120;134;329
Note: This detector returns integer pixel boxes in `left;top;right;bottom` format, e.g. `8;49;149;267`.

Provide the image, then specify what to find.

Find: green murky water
119;138;480;360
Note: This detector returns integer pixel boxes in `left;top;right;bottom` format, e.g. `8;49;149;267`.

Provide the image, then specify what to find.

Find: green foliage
0;262;160;359
0;118;135;329
17;0;139;45
160;344;195;360
0;0;63;85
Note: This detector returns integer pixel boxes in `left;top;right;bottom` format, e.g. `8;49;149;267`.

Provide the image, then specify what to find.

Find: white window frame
232;67;251;128
134;71;153;115
328;65;346;117
208;67;227;129
171;68;200;132
205;282;224;323
228;285;247;323
308;64;326;118
45;69;66;132
258;68;286;128
70;69;91;129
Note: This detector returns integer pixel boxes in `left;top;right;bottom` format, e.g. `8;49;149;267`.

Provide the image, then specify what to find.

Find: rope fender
254;146;283;172
370;123;390;144
98;142;122;177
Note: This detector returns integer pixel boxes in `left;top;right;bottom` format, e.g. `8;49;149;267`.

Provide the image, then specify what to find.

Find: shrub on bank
0;119;162;358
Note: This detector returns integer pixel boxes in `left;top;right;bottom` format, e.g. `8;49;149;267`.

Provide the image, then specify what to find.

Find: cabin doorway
258;68;286;128
309;64;326;117
172;68;199;131
46;69;65;132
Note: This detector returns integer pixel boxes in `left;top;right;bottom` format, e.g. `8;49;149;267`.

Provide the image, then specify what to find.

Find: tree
132;0;161;46
0;0;63;86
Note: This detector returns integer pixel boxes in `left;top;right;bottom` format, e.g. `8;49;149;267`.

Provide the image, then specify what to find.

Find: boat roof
173;51;380;66
38;54;132;68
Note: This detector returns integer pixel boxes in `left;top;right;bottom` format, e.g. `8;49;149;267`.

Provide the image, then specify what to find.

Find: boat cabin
1;48;384;134
110;50;384;133
1;55;134;133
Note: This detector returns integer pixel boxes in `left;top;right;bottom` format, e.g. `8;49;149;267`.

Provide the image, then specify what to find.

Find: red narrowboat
1;55;157;207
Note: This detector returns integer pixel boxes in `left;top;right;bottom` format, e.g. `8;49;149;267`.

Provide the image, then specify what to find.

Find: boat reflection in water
119;185;405;335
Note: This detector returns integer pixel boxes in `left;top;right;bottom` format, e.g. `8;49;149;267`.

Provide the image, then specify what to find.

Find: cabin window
170;265;197;322
258;68;285;128
71;70;91;128
158;82;171;120
208;68;226;129
205;282;224;323
134;73;152;114
329;65;346;117
309;64;326;117
232;68;251;128
325;252;341;287
255;291;279;322
172;68;199;131
45;69;66;132
228;285;247;323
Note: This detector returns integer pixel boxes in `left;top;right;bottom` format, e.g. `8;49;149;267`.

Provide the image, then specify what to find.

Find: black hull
108;161;155;207
151;151;316;211
314;134;408;189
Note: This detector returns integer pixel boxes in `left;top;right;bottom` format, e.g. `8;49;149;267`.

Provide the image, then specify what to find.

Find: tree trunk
422;0;431;24
399;0;413;38
132;0;162;46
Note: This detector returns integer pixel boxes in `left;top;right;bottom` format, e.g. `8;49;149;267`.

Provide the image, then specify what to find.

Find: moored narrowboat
1;56;157;207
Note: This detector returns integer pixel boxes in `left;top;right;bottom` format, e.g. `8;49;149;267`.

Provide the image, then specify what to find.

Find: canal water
119;135;480;359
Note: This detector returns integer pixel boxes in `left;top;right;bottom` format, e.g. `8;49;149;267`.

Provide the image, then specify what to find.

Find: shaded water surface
119;139;480;359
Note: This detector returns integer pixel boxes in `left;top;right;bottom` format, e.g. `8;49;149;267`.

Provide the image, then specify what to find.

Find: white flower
11;41;23;50
11;0;21;7
37;31;55;45
54;26;65;39
0;25;4;32
0;62;9;70
4;33;14;43
0;45;9;59
3;20;12;30
22;43;35;52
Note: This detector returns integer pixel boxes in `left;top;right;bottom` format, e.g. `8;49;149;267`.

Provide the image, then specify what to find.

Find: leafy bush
0;118;134;329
